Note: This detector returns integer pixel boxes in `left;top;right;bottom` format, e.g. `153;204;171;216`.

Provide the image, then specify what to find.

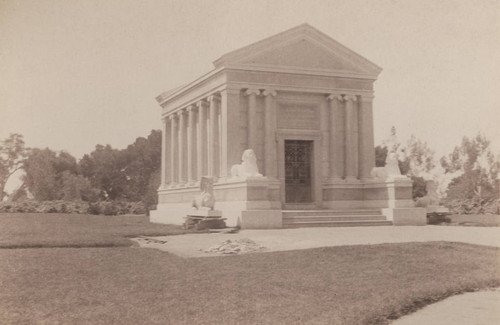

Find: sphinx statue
192;176;216;210
230;149;263;178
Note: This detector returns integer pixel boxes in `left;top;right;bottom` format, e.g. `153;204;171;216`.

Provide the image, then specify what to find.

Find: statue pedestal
187;209;222;218
185;209;225;230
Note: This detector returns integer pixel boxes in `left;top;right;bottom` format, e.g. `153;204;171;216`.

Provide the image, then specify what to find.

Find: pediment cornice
213;24;382;78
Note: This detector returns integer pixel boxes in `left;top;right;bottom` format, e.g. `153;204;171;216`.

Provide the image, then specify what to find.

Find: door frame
277;130;322;209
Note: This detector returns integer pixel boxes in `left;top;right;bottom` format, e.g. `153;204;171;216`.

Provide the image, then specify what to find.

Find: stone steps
282;209;392;228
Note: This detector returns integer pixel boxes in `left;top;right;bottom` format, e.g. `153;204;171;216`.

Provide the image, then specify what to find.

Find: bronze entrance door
285;140;313;203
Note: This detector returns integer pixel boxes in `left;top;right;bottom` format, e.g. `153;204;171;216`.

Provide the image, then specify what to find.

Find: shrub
0;199;146;215
87;203;100;215
443;197;500;215
101;202;118;216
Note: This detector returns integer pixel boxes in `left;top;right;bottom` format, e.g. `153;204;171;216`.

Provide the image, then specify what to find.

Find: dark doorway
285;140;313;203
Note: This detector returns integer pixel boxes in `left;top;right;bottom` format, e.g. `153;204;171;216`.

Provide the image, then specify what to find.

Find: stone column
327;93;344;181
344;94;358;181
263;89;277;178
169;114;178;185
160;117;168;188
160;116;172;189
177;109;187;184
358;94;376;181
245;88;260;150
220;88;241;178
196;99;208;180
187;105;197;184
208;94;220;178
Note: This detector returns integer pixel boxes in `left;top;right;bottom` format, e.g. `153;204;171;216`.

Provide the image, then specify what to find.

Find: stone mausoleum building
150;24;425;228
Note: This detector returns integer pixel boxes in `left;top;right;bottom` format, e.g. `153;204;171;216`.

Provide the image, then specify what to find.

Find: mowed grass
0;214;499;324
0;213;185;248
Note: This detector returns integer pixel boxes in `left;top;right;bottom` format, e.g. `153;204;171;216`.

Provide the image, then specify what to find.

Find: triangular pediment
213;24;382;78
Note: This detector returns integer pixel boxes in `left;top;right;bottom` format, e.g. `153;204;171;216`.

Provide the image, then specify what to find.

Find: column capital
263;89;277;97
327;93;343;101
176;109;186;117
168;114;176;120
207;93;221;102
245;87;261;96
344;94;358;102
196;99;208;108
186;104;196;112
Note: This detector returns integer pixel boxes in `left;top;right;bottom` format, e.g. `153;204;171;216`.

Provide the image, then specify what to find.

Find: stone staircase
282;209;392;228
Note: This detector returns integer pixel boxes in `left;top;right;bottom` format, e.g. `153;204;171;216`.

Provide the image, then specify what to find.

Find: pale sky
1;0;499;163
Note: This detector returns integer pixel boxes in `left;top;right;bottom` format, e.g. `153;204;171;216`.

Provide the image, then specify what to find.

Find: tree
0;134;28;201
80;130;162;202
120;130;161;201
23;148;80;201
80;144;126;200
441;134;499;201
375;145;387;167
61;171;99;202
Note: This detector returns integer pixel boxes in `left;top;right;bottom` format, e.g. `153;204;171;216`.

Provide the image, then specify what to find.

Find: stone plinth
383;207;427;226
187;209;222;218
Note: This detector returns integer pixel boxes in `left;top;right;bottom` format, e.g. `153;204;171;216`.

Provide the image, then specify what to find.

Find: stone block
240;210;282;229
383;207;427;226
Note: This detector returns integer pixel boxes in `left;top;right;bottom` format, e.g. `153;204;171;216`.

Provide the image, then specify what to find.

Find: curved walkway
134;225;500;258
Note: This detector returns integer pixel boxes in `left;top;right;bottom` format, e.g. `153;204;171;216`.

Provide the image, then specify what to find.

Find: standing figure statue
192;176;216;210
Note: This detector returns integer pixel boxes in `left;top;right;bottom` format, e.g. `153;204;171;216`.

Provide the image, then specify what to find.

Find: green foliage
23;148;89;201
0;199;146;215
142;168;160;214
0;134;28;201
79;130;161;204
443;197;499;215
441;134;499;203
411;176;427;199
61;171;99;202
401;135;436;177
374;145;387;167
79;144;126;200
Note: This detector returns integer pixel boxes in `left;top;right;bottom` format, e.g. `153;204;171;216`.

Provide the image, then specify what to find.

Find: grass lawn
0;213;186;248
0;213;499;324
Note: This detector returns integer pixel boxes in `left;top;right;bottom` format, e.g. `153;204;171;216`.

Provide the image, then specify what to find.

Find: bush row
0;200;146;215
443;197;500;215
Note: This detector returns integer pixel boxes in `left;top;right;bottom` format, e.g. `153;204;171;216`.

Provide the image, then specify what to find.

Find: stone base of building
151;177;282;228
150;177;425;228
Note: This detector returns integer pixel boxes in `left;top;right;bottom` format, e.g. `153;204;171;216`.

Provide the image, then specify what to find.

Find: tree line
0;130;161;211
1;128;499;214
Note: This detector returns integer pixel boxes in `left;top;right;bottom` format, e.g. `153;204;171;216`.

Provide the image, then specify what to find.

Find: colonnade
161;94;221;187
160;88;374;188
327;92;375;182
